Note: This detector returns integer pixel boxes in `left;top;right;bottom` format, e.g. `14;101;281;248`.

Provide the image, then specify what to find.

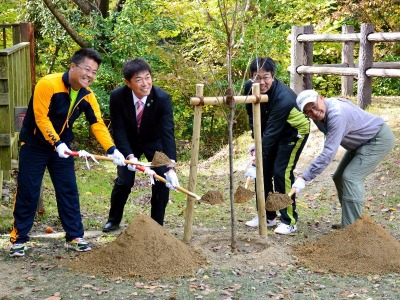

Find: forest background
1;0;400;159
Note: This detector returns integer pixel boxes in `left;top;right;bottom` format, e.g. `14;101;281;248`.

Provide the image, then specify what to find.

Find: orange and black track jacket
20;71;116;154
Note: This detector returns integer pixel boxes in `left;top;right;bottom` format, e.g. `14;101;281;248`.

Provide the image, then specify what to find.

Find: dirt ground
0;104;399;299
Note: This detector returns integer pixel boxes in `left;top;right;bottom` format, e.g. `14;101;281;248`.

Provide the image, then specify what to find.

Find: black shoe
331;224;342;230
102;222;120;232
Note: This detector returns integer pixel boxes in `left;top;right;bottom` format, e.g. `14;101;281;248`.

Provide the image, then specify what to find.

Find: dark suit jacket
109;84;177;162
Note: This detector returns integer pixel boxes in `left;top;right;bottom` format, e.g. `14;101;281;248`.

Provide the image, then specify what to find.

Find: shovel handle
69;151;152;167
135;166;201;200
244;176;251;189
70;151;201;200
288;188;296;197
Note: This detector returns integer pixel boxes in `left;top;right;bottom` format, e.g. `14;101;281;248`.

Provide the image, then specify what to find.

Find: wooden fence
0;23;34;198
289;23;400;108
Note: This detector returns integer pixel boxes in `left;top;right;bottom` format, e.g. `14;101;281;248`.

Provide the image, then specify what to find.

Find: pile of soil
68;214;208;281
295;215;400;275
265;192;293;211
234;186;255;203
152;151;173;166
200;190;224;205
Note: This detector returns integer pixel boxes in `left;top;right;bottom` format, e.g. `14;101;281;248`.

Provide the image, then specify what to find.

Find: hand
244;165;256;179
126;156;138;172
144;167;156;185
292;177;306;194
56;143;71;158
108;149;126;166
165;169;180;191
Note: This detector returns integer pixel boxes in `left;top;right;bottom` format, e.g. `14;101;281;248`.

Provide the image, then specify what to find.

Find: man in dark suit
102;58;179;232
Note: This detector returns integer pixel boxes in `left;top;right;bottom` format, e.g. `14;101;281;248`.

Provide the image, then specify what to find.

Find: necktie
136;99;144;132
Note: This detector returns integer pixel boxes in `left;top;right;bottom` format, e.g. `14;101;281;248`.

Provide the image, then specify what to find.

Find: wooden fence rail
289;23;400;108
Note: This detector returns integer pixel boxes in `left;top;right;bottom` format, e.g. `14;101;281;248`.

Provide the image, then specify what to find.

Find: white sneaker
245;215;259;227
267;218;277;227
274;223;297;235
245;216;277;227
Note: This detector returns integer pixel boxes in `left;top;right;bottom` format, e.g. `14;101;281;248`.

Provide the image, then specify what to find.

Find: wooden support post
358;24;374;109
290;26;306;94
303;25;314;90
342;25;355;96
252;83;267;237
19;22;36;91
183;84;204;243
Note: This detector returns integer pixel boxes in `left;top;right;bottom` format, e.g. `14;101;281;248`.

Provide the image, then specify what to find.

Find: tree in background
3;0;399;157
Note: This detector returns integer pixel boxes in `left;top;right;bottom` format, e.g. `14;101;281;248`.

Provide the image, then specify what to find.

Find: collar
132;91;147;106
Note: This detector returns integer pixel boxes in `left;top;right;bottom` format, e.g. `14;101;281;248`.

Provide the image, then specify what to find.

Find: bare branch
42;0;88;47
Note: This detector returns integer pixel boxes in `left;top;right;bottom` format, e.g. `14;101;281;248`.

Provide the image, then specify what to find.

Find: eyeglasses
253;75;272;83
77;64;98;77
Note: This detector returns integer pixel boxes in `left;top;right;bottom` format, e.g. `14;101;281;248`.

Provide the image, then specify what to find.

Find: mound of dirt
68;214;208;281
200;190;224;204
265;192;293;211
294;215;400;275
234;186;255;203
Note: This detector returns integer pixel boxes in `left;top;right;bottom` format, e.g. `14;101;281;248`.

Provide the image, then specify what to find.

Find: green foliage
0;0;397;158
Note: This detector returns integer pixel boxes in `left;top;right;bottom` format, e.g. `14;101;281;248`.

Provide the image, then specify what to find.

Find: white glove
108;149;126;166
144;167;156;185
292;177;306;194
165;169;180;191
244;165;256;179
126;156;138;172
77;150;99;169
56;143;71;158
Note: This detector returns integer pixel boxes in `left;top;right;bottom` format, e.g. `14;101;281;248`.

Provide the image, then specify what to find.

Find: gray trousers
332;123;395;227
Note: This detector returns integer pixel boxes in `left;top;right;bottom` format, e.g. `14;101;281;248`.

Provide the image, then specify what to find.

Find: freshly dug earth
152;151;173;166
67;214;208;281
234;185;255;203
265;192;293;211
199;190;224;204
295;215;400;275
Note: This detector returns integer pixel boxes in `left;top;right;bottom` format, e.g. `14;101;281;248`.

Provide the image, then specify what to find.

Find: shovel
69;151;173;167
69;151;202;201
265;188;296;211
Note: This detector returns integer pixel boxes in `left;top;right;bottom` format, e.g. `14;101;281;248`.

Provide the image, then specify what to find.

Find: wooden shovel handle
69;151;201;200
288;188;296;197
135;166;201;200
69;151;152;167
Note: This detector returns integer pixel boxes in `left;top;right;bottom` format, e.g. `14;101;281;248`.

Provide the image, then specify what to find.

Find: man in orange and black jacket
10;48;126;257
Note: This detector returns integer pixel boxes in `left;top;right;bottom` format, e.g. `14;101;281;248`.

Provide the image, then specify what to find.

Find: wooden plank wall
0;43;31;192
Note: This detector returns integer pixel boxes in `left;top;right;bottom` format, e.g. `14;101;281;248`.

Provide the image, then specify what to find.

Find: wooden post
183;84;204;243
303;25;314;90
252;83;267;237
342;25;355;96
358;24;374;109
19;22;36;91
290;26;306;94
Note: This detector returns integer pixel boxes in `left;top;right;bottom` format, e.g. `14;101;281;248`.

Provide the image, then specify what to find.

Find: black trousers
256;133;309;225
107;165;170;226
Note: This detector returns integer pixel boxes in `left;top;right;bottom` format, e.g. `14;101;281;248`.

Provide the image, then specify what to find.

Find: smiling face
252;69;274;94
125;70;152;99
303;95;327;121
69;57;99;90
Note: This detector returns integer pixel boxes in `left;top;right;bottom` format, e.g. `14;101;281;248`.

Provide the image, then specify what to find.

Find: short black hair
71;48;102;65
123;58;152;81
249;57;276;77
